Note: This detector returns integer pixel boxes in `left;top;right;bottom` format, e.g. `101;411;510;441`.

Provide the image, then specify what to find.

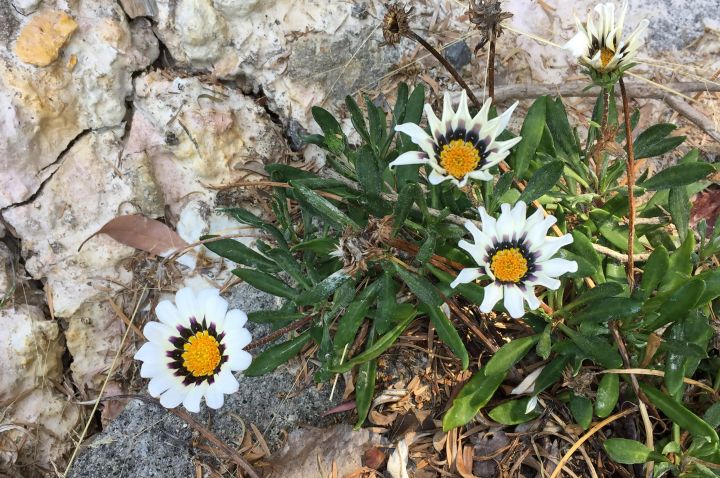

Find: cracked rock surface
0;0;717;475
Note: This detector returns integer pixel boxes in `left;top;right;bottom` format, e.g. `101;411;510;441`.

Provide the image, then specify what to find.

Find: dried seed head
331;216;393;276
467;0;513;37
382;2;413;46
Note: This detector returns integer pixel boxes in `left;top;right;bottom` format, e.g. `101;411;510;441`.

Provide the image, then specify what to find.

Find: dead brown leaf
82;214;188;256
455;445;477;478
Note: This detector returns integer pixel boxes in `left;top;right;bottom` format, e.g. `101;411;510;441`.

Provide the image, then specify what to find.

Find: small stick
487;28;497;100
405;31;483;110
245;315;314;351
619;77;637;289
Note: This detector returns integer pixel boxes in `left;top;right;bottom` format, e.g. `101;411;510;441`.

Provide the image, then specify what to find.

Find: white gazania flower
450;202;578;319
389;90;521;187
134;288;252;412
565;1;649;72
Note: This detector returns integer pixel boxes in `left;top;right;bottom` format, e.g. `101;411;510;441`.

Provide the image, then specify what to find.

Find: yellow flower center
182;331;221;377
490;248;528;283
439;139;481;179
600;48;615;68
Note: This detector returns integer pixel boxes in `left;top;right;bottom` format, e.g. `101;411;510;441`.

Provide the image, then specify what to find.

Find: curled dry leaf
363;447;386;470
455;445;477;478
82;214;189;259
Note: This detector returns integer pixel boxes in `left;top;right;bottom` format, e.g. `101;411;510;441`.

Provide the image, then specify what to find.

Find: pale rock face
175;0;228;62
0;0;158;208
153;0;400;126
2;128;158;318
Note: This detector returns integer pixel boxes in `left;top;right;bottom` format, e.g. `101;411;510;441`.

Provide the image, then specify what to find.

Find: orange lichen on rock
15;10;78;67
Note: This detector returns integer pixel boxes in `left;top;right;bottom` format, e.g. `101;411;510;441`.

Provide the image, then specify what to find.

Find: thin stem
245;314;314;351
594;87;611;185
487;28;497;100
619;77;637;289
405;31;482;110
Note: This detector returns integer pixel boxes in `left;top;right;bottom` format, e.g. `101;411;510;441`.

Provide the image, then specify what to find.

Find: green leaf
375;272;398;335
537;324;552;360
355;145;382;197
443;367;506;431
559;324;622;369
392;264;442;307
334;280;383;352
203;237;279;273
534;356;570;394
312;106;345;154
485;335;540;376
595;373;620;418
661;232;695;293
518;161;564;204
642;384;719;444
424;305;469;370
404;84;425;124
568;297;642;324
513;97;547;178
232;268;298;299
354;326;377;429
290;181;360;231
244;332;311;376
290;237;338;255
569;230;602;272
265;248;313;289
696;270;720;305
488;397;541;425
639;163;714;190
633;124;685;159
570;394;593;429
346;95;371;144
221;208;287;248
295;270;352;306
604;439;667;464
247;310;305;325
703;402;720;429
643;278;706;330
637;246;669;300
330;308;416;373
561;283;625;313
392;183;419;235
365;97;387;152
669;186;691;242
545;97;579;162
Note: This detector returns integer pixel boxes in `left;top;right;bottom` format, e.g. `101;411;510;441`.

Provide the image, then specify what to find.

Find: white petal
467;169;493;181
522;208;546;236
160;384;188;409
143;321;173;345
479;282;503;313
155;300;182;328
528;273;561;290
521;286;541;311
425;103;444;141
204;295;228;329
616;1;628;43
525;216;557;246
148;374;176;397
135;342;163;363
428;169;451;185
526;395;539;414
175;287;199;323
389;151;429;168
471;97;493;128
465;221;493;251
441;92;454;127
511;201;527;225
458;240;487;268
534;234;574;261
395;123;436;156
538;258;578;277
495;203;516;242
478;207;498;240
224;309;248;329
565;29;590;57
503;285;526;319
450;268;483;289
140;360;167;378
511;366;545;395
225;327;252;350
216;369;240;394
182;383;206;413
452;90;472;132
229;349;253;371
205;383;225;409
494;101;518;135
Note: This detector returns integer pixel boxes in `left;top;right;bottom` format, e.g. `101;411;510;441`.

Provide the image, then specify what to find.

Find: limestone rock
2;128;159;319
0;0;158;209
0;304;62;402
14;10;78;67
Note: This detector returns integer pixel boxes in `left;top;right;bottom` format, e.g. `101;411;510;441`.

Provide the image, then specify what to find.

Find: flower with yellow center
451;202;578;319
389;90;521;187
134;287;253;412
564;1;649;73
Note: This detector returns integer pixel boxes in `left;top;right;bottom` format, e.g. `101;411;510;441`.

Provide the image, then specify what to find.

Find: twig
592;243;651;263
619;77;637;289
245;315;314;351
487;28;496;100
549;408;637;478
665;96;720;145
405;31;483;110
482;81;720;102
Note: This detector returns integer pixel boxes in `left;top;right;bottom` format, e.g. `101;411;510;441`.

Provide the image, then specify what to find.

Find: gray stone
67;400;194;478
444;41;473;72
637;0;720;51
